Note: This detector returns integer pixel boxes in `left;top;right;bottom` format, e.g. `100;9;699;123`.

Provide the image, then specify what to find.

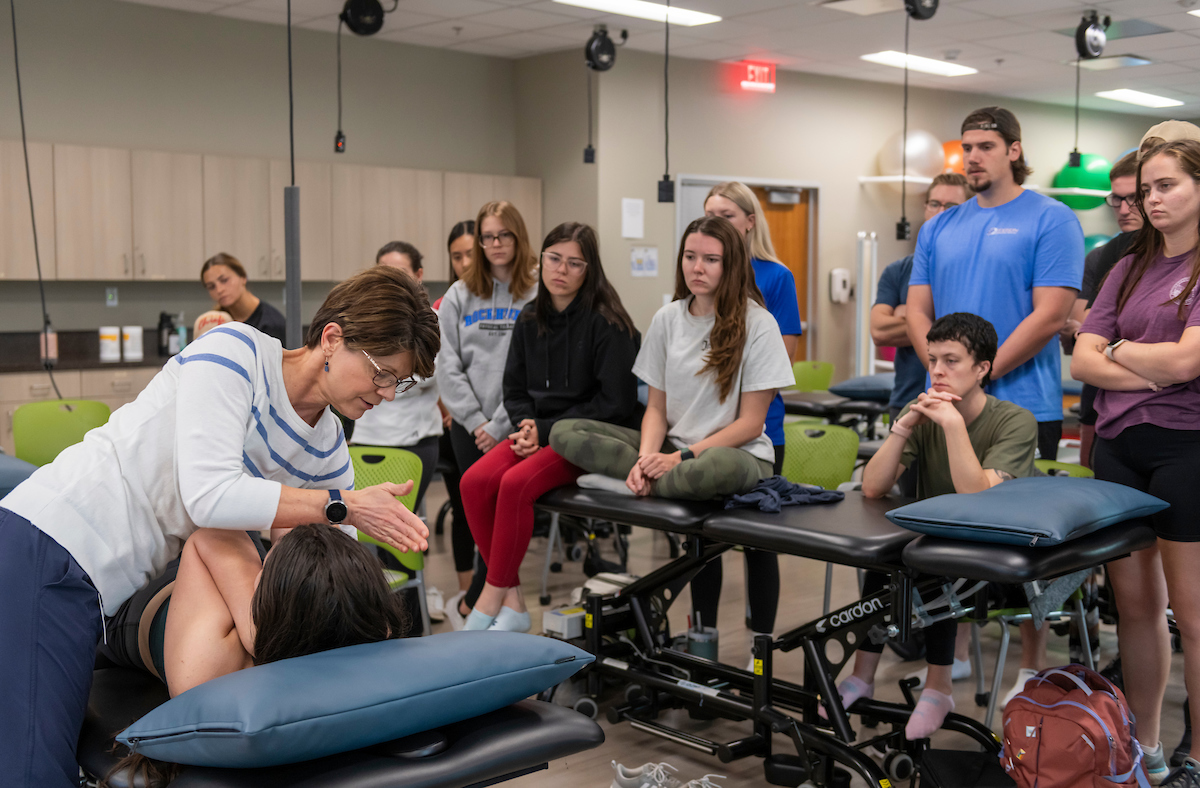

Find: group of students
6;102;1200;788
862;107;1200;785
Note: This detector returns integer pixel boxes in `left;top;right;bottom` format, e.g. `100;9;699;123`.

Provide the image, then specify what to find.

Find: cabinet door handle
123;253;130;275
275;254;283;275
260;255;268;276
139;253;146;275
29;383;51;397
111;380;131;393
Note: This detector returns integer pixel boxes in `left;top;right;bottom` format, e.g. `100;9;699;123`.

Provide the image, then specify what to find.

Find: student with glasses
352;242;443;517
457;223;641;632
436;201;539;626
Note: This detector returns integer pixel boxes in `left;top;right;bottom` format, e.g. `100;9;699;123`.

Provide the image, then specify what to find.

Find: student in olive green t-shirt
829;313;1038;742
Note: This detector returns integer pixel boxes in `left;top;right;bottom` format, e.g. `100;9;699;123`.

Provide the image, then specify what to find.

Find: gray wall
0;0;514;331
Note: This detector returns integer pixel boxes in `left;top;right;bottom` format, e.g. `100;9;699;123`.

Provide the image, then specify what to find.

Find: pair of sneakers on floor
439;589;531;633
1144;742;1200;786
610;761;723;788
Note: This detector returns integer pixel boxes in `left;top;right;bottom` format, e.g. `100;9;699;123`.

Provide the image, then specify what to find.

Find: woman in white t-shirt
551;215;794;500
0;266;438;787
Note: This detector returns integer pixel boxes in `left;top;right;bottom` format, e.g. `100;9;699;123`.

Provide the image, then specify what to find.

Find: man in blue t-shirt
907;106;1084;461
873;172;972;424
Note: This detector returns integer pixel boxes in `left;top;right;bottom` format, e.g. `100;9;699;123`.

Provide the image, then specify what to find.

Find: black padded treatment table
79;668;605;788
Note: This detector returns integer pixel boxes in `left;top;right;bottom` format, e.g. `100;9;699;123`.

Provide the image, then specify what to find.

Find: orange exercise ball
943;140;965;174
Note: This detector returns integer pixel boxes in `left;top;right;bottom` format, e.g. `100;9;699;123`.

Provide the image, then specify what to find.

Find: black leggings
1093;423;1200;542
449;421;489;607
858;570;957;665
1037;420;1062;462
689;445;783;634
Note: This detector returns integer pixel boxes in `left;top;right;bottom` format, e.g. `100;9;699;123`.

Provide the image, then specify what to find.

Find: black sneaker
1100;657;1124;691
1162;758;1200;787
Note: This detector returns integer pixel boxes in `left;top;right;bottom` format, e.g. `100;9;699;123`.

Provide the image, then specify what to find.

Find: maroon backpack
1001;665;1151;788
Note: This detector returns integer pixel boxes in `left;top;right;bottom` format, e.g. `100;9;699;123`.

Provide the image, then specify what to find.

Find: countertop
0;329;182;374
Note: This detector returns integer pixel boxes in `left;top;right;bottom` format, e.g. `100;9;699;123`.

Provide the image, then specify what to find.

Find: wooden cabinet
0;139;56;280
332;164;443;282
203;155;271;281
443;172;542;262
79;367;160;401
132;151;203;281
53;144;132;281
270;160;333;282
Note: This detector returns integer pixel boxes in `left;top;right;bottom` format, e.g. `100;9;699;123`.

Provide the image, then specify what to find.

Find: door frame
675;174;820;360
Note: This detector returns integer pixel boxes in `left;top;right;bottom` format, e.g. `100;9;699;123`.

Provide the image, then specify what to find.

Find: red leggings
460;443;582;588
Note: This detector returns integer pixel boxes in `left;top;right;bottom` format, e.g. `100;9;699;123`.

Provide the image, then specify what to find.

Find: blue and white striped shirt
2;323;353;615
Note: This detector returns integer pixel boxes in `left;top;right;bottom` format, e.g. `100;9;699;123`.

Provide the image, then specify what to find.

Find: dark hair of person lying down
926;312;999;387
103;524;408;788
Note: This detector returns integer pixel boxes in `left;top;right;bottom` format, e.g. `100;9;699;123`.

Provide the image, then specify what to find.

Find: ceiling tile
118;0;228;10
392;0;503;16
466;6;582;29
242;0;342;16
401;18;523;42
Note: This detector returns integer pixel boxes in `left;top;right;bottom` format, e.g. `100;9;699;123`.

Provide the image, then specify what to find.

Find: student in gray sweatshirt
436;200;539;620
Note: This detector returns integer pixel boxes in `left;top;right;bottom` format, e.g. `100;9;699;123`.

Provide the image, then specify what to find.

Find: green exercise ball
1052;153;1111;210
1084;234;1112;254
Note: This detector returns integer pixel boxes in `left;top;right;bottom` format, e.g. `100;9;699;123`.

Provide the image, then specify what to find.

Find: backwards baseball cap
961;106;1022;142
1139;120;1200;159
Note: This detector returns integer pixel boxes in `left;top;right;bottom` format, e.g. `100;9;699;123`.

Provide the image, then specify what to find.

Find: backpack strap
1037;668;1094;696
1106;744;1152;788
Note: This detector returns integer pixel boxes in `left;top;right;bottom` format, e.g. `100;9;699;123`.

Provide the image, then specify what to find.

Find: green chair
1035;459;1094;478
780;422;860;614
13;399;111;467
788;361;834;393
349;446;430;636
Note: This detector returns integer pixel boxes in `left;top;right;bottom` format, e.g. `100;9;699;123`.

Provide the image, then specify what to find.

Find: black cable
900;11;909;223
586;67;593;149
288;0;295;184
9;0;62;400
663;0;669;180
336;16;344;137
1074;57;1081;153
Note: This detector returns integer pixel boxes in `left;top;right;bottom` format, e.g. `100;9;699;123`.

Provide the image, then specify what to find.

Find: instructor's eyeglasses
1105;192;1138;209
363;350;417;393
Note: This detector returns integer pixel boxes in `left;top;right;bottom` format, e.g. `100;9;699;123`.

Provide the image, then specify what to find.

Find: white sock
463;609;495;631
491;607;532;633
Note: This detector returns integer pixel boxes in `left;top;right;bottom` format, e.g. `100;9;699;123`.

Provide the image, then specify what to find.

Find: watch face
326;500;349;523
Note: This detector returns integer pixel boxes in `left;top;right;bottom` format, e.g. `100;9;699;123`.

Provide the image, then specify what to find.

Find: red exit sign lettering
740;61;776;93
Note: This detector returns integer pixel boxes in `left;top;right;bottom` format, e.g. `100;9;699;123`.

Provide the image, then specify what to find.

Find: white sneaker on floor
444;590;467;631
904;657;972;690
425;586;445;622
1001;668;1039;710
610;760;682;788
683;775;725;788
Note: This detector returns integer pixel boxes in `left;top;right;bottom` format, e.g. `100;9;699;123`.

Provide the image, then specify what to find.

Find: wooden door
132;151;203;280
270;160;333;282
495;176;542;248
752;187;809;361
53;145;132;280
203;155;271;280
442;172;495;236
387;168;444;280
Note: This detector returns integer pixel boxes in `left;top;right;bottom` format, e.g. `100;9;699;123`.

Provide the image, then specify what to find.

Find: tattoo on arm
992;469;1014;481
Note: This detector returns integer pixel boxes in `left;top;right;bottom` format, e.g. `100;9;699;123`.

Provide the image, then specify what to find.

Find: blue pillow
118;631;592;768
829;373;894;404
885;476;1168;546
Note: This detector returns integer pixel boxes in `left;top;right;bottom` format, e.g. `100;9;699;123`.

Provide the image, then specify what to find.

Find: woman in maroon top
1072;139;1200;782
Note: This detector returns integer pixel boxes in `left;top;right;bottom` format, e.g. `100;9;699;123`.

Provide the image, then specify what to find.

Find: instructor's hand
346;482;429;553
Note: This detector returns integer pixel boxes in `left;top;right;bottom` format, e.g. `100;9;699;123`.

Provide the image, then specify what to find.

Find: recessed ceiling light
1189;8;1200;17
1077;55;1152;71
860;50;978;77
552;0;721;26
1095;89;1184;108
816;0;904;16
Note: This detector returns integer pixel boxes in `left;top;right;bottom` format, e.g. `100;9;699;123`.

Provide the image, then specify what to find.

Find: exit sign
740;61;776;93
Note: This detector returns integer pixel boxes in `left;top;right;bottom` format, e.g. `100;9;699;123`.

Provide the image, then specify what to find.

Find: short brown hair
961;106;1032;185
462;201;538;301
1110;151;1138;182
304;266;440;379
200;252;247;284
927;172;972;198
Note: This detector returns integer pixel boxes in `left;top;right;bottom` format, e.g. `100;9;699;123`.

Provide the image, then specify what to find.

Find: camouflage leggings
549;418;772;501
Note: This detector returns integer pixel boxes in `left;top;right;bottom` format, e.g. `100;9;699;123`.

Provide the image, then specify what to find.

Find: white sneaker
444;590;467;631
683;775;725;788
904;657;972;690
611;760;682;788
1001;668;1039;710
425;586;445;622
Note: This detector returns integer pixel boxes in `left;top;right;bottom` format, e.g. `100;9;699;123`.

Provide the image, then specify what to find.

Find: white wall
0;0;515;331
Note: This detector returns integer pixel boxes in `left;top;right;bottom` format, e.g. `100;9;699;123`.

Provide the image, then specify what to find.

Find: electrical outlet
105;287;119;307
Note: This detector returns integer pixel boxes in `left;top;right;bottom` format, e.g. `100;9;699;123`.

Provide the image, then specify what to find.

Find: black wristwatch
325;489;349;524
680;447;695;461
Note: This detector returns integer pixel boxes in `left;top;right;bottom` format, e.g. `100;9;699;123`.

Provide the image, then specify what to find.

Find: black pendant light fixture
657;0;673;203
894;0;938;240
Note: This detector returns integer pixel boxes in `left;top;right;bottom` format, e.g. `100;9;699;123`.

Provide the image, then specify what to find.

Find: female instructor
0;265;440;788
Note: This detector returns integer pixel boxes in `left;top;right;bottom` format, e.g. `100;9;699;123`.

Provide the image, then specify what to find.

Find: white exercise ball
878;130;944;193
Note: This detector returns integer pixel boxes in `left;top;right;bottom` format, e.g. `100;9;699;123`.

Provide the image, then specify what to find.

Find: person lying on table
843;311;1037;740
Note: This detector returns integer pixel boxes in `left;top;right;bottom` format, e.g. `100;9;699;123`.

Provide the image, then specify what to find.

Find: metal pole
284;185;302;349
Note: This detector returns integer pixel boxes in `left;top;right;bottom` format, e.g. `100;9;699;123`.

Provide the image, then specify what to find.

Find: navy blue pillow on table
829;373;894;404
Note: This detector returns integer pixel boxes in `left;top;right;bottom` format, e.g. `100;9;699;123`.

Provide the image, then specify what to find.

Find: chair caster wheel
568;544;586;562
975;692;990;707
539;594;551;606
550;562;563;573
573;697;599;719
625;684;646;704
884;751;915;781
